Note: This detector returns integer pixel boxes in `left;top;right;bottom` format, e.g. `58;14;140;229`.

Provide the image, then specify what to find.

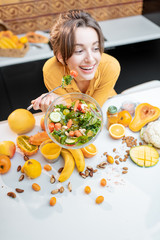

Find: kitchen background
0;0;160;121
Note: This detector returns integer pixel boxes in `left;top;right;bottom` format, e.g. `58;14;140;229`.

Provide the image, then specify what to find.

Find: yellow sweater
43;53;120;107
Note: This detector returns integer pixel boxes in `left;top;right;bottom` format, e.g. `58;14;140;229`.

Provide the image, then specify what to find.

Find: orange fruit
81;144;98;158
109;123;125;139
0;155;11;174
118;110;132;127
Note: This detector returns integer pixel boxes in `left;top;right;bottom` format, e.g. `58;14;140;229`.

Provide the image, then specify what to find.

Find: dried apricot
50;196;57;206
44;164;52;171
100;178;107;187
95;196;104;204
107;155;114;164
32;183;41;191
84;186;91;194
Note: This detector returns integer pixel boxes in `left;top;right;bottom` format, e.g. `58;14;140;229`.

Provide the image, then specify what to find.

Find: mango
0;141;16;158
129;145;159;167
8;109;35;134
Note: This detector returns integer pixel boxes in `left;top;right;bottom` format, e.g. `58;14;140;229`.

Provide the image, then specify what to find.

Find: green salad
47;99;102;147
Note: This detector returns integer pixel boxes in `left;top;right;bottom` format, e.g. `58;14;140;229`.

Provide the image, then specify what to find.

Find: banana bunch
58;148;85;182
0;30;28;49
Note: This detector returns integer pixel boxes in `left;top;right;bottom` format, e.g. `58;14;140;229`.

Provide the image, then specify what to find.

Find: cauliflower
140;120;160;148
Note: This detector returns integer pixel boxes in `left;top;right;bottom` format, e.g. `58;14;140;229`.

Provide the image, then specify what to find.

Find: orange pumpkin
118;110;132;127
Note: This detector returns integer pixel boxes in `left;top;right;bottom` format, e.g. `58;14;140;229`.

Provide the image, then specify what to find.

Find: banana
58;148;75;182
0;37;17;49
68;149;85;172
2;37;17;48
0;41;6;49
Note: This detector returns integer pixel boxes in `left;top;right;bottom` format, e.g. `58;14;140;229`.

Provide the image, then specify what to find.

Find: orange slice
81;143;98;158
109;123;125;139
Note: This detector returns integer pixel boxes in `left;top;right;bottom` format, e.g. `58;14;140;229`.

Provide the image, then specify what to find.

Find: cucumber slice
65;138;76;145
88;117;97;125
50;112;61;122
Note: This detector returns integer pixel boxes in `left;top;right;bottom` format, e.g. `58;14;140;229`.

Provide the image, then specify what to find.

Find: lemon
8;109;35;134
19;36;28;44
23;159;42;179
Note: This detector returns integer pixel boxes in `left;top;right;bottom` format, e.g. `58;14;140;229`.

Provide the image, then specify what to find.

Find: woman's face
66;27;101;82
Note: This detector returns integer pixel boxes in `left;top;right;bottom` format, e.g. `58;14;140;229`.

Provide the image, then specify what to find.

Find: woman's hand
31;92;60;112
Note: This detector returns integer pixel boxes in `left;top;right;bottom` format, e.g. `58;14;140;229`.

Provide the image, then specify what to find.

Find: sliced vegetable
49;112;61;122
65;138;76;145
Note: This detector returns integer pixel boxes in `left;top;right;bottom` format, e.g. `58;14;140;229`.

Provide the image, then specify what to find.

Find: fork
27;85;62;111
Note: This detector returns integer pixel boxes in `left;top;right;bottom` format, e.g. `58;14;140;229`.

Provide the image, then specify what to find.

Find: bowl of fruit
44;92;103;149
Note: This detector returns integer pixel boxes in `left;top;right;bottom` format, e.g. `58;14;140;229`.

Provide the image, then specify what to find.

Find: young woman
31;9;120;112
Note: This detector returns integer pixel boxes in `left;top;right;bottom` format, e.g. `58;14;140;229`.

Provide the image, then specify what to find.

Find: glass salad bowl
44;92;103;149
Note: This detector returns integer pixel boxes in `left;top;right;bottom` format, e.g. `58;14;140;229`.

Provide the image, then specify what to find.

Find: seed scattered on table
7;192;16;198
17;165;21;172
50;175;56;184
51;189;59;194
123;167;128;170
19;174;24;182
15;188;24;193
58;167;64;173
68;182;72;192
59;186;64;193
115;160;119;165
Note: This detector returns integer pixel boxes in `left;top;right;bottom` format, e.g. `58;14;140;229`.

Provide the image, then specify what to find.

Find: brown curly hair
50;9;104;65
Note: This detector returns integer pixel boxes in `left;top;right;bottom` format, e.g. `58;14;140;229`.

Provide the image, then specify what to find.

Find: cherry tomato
77;103;82;111
70;70;78;78
48;122;55;132
77;103;85;113
54;123;62;131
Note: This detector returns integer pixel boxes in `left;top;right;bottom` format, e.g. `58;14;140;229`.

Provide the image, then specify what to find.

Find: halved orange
81;143;98;158
109;123;125;139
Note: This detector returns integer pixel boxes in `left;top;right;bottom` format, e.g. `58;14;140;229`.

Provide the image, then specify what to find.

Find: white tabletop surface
100;15;160;49
0;87;160;240
1;15;160;67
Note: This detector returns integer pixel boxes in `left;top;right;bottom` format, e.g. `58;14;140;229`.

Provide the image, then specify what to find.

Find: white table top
0;87;160;240
1;15;160;67
100;15;160;49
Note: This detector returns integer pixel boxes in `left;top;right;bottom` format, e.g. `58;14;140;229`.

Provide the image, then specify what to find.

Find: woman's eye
94;47;100;51
75;49;83;54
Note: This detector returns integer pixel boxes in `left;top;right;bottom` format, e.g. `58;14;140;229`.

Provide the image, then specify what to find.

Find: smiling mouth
79;65;95;71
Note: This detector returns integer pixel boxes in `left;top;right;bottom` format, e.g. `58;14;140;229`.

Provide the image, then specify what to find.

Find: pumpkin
118;110;132;127
129;103;160;132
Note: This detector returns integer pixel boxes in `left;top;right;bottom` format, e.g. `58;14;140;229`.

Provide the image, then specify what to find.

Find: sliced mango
129;145;159;167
